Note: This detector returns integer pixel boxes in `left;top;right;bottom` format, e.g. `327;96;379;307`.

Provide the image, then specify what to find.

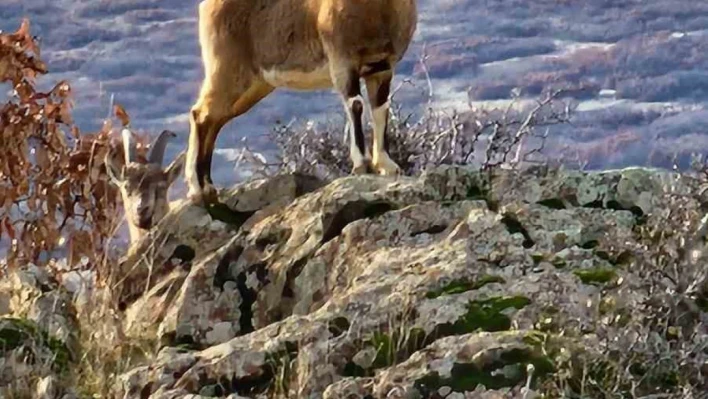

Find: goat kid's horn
122;127;137;164
148;130;177;166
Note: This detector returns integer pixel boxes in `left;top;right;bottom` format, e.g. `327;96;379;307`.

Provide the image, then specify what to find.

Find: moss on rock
0;317;71;373
573;267;617;285
426;275;506;299
413;346;554;393
434;296;531;337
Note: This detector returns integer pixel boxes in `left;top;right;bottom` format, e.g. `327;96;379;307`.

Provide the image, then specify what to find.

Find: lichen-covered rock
0;266;83;398
140;171;488;347
340;330;555;398
0;317;73;397
0;265;79;357
111;165;707;398
120;173;326;340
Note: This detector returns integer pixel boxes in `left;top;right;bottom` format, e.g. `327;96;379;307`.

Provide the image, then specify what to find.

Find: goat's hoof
372;158;402;177
352;159;373;175
201;184;219;204
187;184;219;205
187;189;205;205
352;164;369;175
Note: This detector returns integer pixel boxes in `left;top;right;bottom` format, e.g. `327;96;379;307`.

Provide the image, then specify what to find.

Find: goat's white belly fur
261;64;332;90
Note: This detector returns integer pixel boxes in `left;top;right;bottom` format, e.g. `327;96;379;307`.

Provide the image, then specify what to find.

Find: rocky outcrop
0;266;78;398
3;165;705;398
109;165;707;398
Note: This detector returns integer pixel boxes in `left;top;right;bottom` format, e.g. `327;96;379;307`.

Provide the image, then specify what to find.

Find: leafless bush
235;86;574;182
538;158;708;397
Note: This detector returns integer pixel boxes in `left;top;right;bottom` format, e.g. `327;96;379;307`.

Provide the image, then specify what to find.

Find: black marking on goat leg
374;75;391;107
196;155;209;189
345;69;361;98
374;75;392;153
203;149;214;185
351;99;366;158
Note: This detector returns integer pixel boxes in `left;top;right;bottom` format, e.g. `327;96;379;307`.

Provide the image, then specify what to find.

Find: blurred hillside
1;0;707;189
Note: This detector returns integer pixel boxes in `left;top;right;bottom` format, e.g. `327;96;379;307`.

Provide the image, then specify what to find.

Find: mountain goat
105;128;185;243
184;0;418;204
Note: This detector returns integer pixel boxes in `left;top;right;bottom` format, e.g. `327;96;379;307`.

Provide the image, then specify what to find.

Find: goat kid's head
105;128;185;235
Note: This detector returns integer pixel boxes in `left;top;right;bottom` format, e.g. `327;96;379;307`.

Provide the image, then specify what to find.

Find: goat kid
184;0;418;204
105;128;186;243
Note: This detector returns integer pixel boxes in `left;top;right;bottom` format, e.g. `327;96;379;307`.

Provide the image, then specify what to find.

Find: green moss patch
466;185;485;200
343;328;429;377
0;317;72;373
370;331;396;369
531;253;546;263
426;275;506;299
551;257;567;269
343;296;532;378
573;267;617;285
434;296;531;336
413;347;554;394
206;202;256;227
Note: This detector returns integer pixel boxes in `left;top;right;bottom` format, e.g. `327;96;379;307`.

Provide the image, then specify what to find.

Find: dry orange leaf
114;104;131;127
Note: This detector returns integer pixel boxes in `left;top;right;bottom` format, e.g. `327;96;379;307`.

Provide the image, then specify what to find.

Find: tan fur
185;0;418;204
106;130;186;243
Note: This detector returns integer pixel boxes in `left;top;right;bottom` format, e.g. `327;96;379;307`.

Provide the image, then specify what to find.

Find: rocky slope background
2;14;708;399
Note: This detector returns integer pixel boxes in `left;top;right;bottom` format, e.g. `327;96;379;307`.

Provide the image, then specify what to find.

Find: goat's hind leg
364;66;401;176
331;64;370;175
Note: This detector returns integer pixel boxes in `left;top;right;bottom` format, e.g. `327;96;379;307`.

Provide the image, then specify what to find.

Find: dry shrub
0;19;157;396
536;158;708;398
0;19;151;278
236;88;574;181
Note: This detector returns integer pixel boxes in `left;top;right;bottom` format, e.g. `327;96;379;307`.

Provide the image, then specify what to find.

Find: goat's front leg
186;80;274;205
185;102;222;205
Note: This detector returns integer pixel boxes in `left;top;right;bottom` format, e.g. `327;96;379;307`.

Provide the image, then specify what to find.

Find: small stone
205;322;235;344
438;385;452;397
35;376;58;399
352;346;378;368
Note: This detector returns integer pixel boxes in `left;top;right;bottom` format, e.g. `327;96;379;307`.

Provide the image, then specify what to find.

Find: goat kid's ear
104;152;126;186
165;151;186;185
